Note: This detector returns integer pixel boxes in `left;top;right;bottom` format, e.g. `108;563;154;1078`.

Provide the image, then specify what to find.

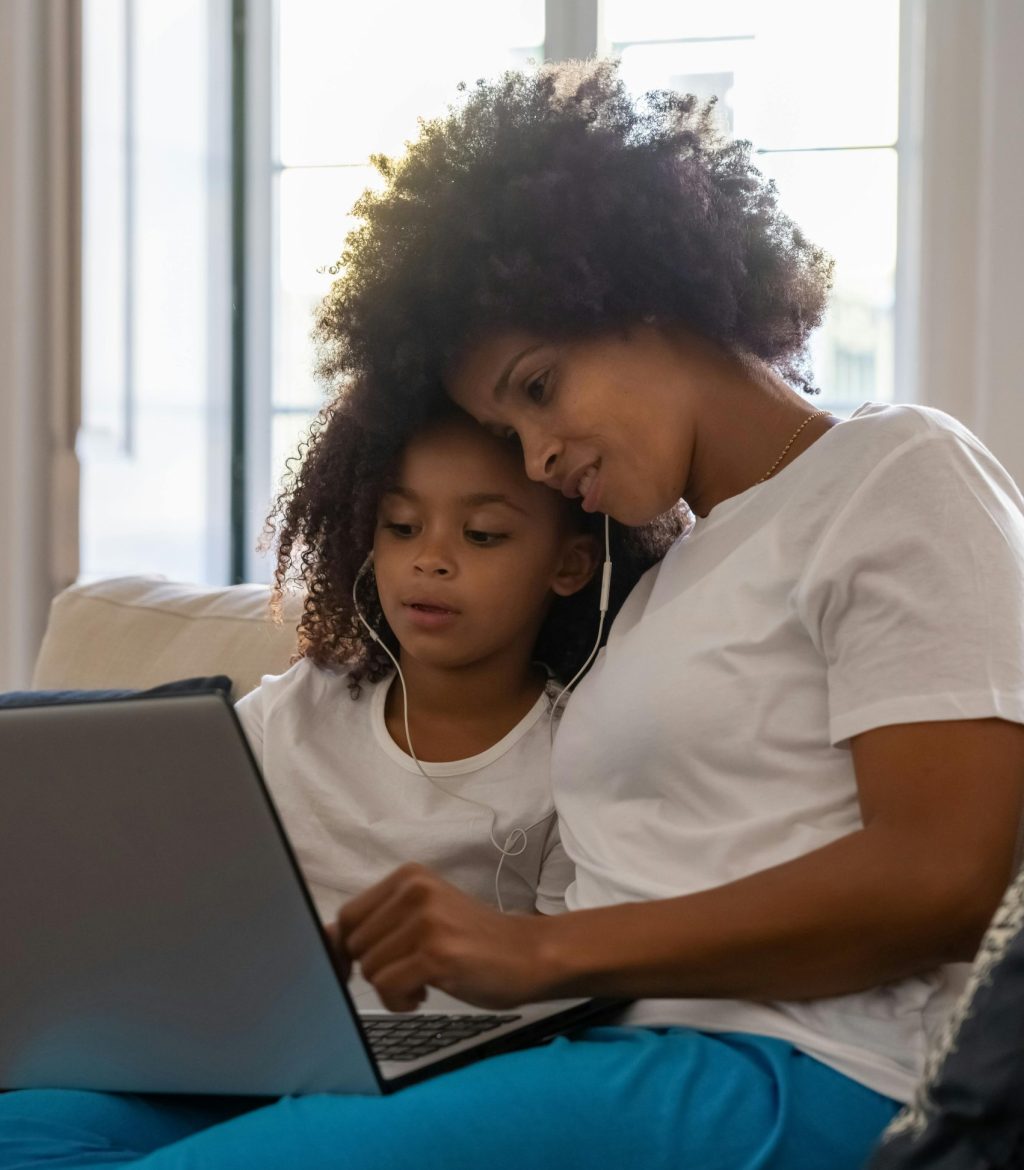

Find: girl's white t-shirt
553;402;1024;1103
235;661;572;922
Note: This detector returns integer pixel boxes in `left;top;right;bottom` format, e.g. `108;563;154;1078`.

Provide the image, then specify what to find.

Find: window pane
270;411;315;518
276;165;383;412
608;0;899;150
755;148;897;413
278;0;544;166
80;0;231;584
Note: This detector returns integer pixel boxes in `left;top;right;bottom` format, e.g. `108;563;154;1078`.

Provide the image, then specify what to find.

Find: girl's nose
413;540;455;576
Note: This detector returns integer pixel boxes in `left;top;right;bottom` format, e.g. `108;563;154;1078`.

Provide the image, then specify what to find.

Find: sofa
31;575;303;698
25;574;1024;1163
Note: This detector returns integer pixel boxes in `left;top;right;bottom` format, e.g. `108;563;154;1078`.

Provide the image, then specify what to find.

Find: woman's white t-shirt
235;661;572;922
553;402;1024;1103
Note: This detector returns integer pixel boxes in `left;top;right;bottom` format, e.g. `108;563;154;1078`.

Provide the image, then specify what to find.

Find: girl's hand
333;863;553;1012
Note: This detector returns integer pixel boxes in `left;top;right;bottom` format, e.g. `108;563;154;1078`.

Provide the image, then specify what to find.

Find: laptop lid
0;693;620;1096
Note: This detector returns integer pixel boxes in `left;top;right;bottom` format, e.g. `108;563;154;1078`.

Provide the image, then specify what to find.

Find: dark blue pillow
866;866;1024;1169
0;676;232;709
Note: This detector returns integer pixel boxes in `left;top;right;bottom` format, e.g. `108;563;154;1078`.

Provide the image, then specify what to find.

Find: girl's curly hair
313;58;834;433
266;393;687;696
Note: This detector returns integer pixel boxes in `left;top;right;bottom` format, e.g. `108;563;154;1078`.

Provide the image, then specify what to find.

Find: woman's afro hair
313;57;834;430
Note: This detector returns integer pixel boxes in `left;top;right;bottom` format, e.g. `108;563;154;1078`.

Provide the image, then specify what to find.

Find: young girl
235;394;683;924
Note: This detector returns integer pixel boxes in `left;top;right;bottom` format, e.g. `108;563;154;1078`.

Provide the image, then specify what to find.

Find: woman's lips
578;466;602;513
565;461;602;513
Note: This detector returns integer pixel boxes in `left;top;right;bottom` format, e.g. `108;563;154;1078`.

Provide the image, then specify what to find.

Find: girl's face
446;327;697;526
371;415;596;674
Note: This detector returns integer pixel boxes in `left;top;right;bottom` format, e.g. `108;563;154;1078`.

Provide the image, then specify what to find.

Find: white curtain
905;0;1024;487
0;0;81;690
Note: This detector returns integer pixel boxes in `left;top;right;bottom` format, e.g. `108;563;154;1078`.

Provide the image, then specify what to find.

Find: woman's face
447;327;696;526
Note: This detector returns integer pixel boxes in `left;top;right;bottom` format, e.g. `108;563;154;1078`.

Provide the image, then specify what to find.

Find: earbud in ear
353;552;383;645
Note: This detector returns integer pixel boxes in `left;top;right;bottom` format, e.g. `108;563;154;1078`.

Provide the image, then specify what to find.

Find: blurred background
1;0;1022;687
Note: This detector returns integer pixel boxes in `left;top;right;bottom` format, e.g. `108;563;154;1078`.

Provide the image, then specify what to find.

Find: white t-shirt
553;402;1024;1103
235;659;572;922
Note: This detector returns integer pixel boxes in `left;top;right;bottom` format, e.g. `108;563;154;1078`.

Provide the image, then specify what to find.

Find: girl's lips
403;602;459;630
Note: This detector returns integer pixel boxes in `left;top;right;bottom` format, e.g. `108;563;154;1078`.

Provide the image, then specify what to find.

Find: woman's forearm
532;823;1004;1003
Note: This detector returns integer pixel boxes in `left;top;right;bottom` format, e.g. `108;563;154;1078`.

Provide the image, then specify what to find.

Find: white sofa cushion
31;576;302;700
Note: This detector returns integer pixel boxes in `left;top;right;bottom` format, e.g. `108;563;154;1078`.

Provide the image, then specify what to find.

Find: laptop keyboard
363;1013;522;1062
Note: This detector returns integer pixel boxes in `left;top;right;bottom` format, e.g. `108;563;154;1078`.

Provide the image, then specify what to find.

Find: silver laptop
0;691;622;1096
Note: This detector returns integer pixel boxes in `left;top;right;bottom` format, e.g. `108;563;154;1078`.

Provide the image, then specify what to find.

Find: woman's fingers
331;863;550;1009
364;954;434;1013
336;864;437;960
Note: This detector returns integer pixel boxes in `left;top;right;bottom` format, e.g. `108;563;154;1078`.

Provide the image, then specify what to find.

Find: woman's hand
332;863;554;1012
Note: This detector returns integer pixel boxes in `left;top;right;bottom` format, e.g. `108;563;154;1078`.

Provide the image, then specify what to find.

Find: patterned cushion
867;866;1024;1169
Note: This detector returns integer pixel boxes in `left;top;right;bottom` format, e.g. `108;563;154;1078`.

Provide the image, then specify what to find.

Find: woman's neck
382;654;548;763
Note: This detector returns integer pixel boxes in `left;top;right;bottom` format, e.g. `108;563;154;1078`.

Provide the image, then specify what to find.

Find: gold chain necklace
756;410;833;485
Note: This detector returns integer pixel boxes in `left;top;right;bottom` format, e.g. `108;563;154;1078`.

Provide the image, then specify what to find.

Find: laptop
0;691;624;1096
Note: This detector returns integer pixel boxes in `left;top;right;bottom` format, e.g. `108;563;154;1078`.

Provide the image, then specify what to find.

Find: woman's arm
335;717;1024;1012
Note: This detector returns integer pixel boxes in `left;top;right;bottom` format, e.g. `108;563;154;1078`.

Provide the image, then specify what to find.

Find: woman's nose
520;426;562;485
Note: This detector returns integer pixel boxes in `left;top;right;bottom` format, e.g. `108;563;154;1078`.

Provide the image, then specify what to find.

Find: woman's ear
550;533;601;598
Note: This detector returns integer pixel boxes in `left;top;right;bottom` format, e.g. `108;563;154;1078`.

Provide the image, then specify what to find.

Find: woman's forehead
446;330;547;413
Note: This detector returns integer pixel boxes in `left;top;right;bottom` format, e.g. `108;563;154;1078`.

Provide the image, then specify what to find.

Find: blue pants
0;1028;899;1170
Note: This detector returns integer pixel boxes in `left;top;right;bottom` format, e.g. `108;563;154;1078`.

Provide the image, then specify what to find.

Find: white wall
908;0;1024;487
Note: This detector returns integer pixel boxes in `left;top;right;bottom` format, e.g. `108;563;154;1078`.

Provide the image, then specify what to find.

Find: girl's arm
335;717;1024;1012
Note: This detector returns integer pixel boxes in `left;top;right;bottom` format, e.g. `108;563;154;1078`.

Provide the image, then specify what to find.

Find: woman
320;58;1024;1158
3;59;1022;1170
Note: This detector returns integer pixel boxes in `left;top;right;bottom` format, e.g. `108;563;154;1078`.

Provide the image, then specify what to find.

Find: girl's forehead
386;417;564;517
398;414;518;475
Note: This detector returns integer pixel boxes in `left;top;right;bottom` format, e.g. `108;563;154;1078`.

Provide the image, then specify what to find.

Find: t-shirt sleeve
797;429;1024;746
534;818;575;915
233;681;266;764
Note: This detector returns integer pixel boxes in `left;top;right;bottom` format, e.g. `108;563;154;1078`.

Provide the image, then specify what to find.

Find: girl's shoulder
243;656;369;710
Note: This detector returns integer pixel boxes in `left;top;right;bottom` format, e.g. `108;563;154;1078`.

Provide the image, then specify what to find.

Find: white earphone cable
352;511;611;912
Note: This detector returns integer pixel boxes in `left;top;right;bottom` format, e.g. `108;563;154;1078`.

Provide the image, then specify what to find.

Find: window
79;0;902;585
606;0;900;417
79;0;232;584
248;0;545;580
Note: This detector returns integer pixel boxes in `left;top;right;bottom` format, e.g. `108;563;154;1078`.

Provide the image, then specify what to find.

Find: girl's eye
465;530;508;546
382;522;416;537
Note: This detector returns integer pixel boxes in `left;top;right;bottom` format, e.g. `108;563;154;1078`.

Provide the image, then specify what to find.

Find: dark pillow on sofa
0;676;232;708
866;865;1024;1170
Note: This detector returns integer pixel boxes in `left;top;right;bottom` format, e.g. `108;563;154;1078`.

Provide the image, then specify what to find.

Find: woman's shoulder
841;401;993;459
799;403;1018;513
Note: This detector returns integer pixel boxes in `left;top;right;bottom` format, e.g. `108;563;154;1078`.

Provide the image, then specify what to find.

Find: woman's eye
524;371;548;404
465;530;508;546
